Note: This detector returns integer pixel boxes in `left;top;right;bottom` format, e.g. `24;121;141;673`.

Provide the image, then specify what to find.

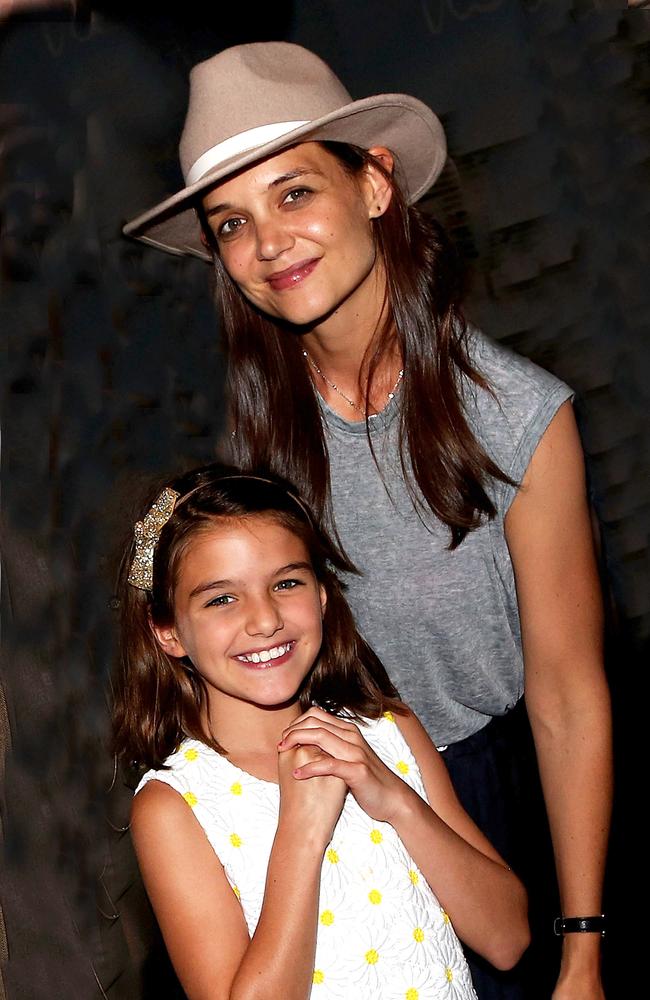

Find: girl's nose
245;595;284;637
255;217;293;261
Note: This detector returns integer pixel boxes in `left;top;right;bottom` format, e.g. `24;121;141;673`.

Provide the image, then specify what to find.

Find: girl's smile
202;142;390;331
153;515;326;716
233;639;296;667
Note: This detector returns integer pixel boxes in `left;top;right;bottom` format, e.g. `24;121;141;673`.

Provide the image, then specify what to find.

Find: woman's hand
277;738;347;848
278;706;413;824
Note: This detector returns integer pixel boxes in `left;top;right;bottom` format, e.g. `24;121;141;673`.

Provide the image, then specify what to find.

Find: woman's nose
255;216;293;261
245;595;284;636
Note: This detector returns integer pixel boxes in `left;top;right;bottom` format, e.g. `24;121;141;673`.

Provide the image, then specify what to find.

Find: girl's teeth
238;642;291;663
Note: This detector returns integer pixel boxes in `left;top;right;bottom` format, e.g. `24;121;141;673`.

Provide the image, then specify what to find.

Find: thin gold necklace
302;350;404;416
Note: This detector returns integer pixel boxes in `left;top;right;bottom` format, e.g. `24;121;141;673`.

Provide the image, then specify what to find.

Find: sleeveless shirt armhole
134;768;189;800
364;712;431;805
499;381;575;516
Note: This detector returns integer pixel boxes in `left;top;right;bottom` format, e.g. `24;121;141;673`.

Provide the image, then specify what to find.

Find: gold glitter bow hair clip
127;487;180;590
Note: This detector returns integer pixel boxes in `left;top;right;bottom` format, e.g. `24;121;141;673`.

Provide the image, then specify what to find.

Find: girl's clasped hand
280;706;415;826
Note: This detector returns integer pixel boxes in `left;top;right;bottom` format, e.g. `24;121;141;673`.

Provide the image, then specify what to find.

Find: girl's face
154;515;326;715
202;142;392;329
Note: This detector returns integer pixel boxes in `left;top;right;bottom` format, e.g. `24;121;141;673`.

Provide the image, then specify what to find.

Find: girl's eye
274;578;303;591
282;187;312;206
206;594;235;607
217;216;246;238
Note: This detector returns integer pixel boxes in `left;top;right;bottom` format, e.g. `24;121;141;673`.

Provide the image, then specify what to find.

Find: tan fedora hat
123;42;447;263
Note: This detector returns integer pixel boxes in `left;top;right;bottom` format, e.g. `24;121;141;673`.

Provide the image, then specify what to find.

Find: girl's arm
130;744;345;1000
280;707;530;970
505;400;612;1000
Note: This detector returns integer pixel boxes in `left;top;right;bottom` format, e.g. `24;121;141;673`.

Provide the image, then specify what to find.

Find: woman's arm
280;707;530;970
131;746;345;1000
505;400;612;1000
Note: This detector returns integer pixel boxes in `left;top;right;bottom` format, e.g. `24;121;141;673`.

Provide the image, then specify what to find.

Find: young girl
113;464;528;1000
123;43;611;999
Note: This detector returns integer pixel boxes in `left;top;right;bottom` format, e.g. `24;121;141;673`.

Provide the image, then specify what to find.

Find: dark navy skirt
439;700;561;1000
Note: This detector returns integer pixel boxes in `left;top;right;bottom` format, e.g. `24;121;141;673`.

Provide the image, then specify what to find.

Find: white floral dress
136;713;477;999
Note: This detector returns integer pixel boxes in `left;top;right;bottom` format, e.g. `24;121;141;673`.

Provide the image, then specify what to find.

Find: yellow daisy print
312;970;325;985
413;927;425;943
326;848;339;864
182;791;198;807
406;990;419;1000
441;907;450;924
230;781;242;796
365;948;379;965
408;869;419;885
383;711;395;723
319;910;334;926
232;885;240;899
396;760;410;775
369;828;383;844
368;889;382;905
229;832;243;848
445;967;454;982
183;748;198;761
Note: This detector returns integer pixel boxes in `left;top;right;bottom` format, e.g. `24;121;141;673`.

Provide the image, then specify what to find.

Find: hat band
185;120;310;186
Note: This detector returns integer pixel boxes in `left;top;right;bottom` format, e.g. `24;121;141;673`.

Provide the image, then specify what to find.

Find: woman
124;42;612;1000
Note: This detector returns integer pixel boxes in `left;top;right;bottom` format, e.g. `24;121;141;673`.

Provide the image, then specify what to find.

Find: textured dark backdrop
1;2;647;998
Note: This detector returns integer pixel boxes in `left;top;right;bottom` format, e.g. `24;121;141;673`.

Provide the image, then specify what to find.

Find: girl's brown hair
200;142;512;551
112;463;402;772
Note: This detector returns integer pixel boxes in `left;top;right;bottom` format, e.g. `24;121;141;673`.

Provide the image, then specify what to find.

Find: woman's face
202;142;391;329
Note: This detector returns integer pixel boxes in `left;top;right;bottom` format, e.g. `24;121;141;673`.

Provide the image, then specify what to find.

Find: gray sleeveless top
322;329;573;746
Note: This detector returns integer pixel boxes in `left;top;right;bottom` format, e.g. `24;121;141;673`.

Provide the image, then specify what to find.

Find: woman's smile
266;258;321;291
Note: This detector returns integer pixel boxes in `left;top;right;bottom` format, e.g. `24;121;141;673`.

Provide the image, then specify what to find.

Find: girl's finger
280;715;360;745
282;707;360;737
279;726;364;762
292;757;357;783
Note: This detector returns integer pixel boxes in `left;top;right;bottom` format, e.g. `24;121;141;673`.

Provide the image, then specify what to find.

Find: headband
127;475;315;592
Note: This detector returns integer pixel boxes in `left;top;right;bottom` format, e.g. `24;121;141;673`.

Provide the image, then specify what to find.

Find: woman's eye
218;216;246;238
282;187;311;206
206;594;235;607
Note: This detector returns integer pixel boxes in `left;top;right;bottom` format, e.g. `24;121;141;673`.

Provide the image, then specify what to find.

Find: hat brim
123;94;446;262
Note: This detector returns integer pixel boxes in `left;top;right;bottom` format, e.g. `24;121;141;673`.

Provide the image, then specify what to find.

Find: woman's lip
267;258;319;291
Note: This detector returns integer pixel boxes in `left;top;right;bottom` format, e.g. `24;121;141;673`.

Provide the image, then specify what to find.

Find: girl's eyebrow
188;562;313;599
189;578;233;598
204;169;322;219
274;561;313;575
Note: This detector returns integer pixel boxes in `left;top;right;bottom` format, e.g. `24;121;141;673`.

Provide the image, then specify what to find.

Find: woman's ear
364;146;395;219
151;621;187;659
319;583;327;618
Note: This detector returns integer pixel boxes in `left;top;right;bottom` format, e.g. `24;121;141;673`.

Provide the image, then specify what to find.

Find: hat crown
180;43;352;179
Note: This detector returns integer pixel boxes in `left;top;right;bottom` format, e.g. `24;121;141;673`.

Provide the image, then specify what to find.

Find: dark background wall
1;2;647;997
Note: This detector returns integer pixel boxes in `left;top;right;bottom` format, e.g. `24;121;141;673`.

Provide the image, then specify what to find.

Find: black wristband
553;915;606;938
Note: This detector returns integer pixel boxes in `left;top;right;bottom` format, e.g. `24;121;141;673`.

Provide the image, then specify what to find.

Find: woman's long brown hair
112;464;402;772
202;142;512;551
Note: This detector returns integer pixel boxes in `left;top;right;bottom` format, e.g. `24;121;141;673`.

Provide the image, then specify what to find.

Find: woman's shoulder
465;325;573;417
463;326;574;504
